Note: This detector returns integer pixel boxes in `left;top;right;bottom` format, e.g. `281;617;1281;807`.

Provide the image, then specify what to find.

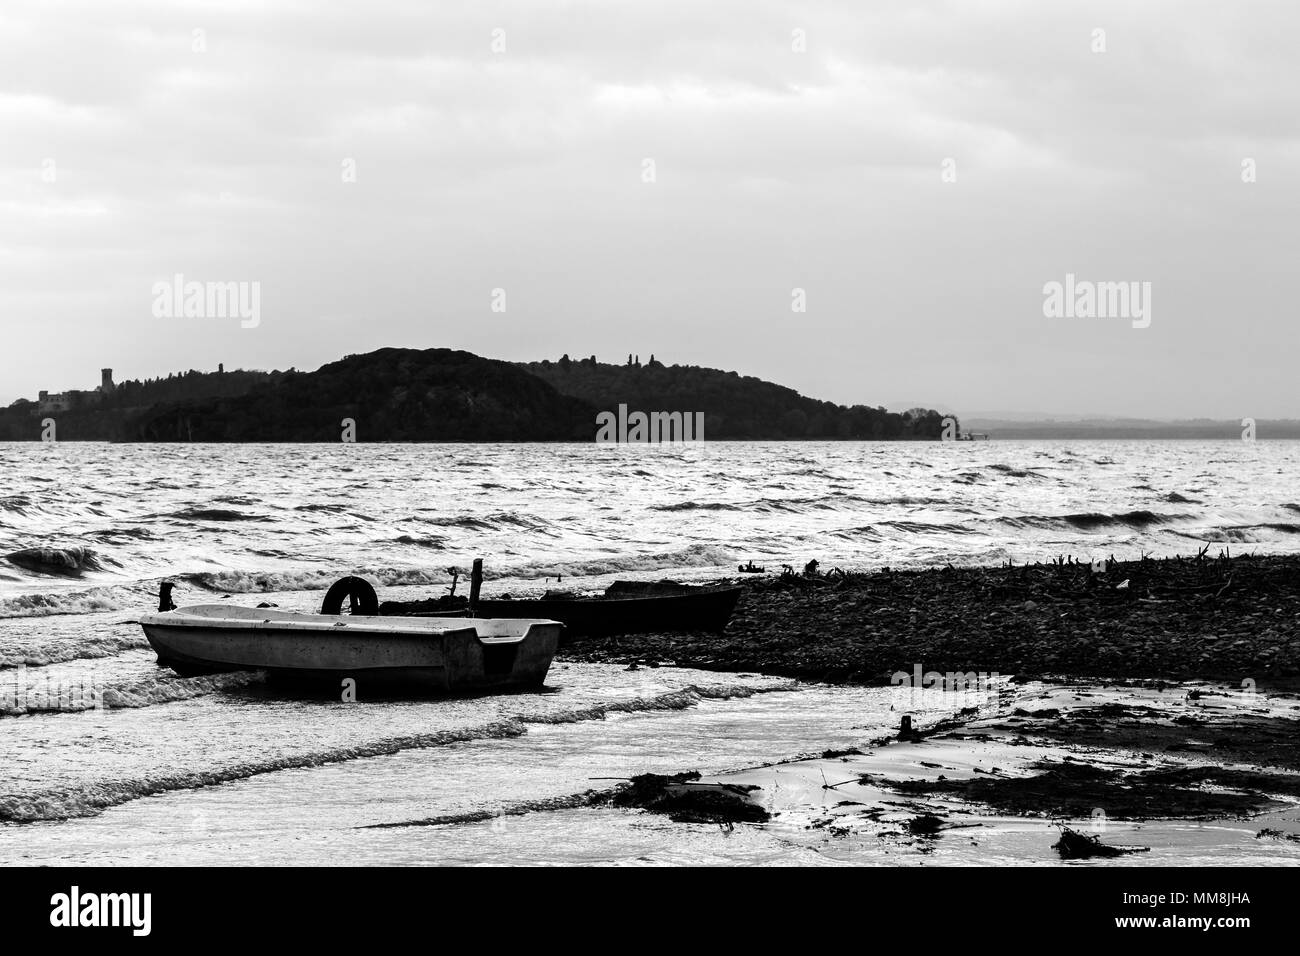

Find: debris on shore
904;813;946;837
1257;828;1300;842
552;552;1300;860
885;757;1300;820
629;680;1300;862
560;553;1300;685
607;772;770;824
1052;828;1149;859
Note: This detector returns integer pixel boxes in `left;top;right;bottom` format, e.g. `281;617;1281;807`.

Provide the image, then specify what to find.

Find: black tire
320;576;379;616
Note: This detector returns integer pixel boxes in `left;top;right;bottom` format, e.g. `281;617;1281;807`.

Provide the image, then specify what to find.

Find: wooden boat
139;603;561;692
382;580;742;638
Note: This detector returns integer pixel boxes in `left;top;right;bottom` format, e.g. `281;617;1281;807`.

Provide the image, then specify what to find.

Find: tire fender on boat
320;576;380;615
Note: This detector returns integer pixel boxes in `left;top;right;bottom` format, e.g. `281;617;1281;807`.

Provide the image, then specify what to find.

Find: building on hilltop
35;368;115;414
36;390;73;414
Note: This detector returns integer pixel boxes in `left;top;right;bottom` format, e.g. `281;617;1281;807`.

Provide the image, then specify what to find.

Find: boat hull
140;606;560;692
381;586;742;638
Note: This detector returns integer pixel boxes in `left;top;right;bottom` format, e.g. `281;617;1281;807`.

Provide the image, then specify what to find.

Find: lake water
1;440;1297;864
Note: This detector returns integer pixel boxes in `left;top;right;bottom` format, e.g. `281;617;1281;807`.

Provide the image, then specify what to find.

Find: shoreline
671;677;1300;863
560;552;1300;687
559;552;1300;858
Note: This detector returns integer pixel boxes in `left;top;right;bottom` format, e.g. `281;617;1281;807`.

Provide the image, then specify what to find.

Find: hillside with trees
0;367;283;441
521;355;949;439
129;349;594;441
0;349;950;441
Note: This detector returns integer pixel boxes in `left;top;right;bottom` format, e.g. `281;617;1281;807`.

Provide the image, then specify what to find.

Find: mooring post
469;558;483;612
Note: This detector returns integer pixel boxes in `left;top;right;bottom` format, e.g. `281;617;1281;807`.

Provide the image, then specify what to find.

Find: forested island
0;349;950;442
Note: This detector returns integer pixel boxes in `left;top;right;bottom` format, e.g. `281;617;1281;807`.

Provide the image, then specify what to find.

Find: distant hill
521;355;947;440
129;349;595;441
0;349;949;442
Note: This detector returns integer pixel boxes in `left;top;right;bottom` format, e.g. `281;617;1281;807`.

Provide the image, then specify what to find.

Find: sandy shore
560;553;1300;860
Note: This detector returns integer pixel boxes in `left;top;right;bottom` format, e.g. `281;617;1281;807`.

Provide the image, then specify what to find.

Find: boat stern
442;619;562;690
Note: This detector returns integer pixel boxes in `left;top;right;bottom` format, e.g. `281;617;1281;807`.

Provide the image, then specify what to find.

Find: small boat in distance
139;600;561;693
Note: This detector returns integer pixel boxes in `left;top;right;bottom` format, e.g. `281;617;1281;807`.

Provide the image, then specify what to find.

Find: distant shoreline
0;347;951;442
3;435;1300;444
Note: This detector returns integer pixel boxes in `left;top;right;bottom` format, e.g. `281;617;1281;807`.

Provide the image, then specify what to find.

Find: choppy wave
87;527;159;543
988;464;1051;480
832;509;1191;541
3;541;738;615
509;544;735;580
0;586;129;619
652;501;743;512
0;495;36;515
0;632;145;669
391;535;446;548
415;511;546;531
651;493;952;514
413;514;496;530
294;503;366;516
1172;523;1300;543
998;509;1178;531
179;566;449;594
167;507;270;523
0;680;792;822
2;546;111;577
878;519;979;535
828;525;887;542
1;671;261;718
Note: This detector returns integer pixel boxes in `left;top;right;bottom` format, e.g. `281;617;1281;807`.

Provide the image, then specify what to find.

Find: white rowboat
139;604;560;692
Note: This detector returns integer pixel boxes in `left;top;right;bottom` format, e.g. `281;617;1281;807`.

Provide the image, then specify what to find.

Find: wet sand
558;553;1300;861
602;680;1300;863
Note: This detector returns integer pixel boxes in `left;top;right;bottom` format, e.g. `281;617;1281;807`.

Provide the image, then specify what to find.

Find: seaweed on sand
1011;707;1300;771
884;760;1299;820
1052;828;1149;859
608;772;770;824
904;813;946;837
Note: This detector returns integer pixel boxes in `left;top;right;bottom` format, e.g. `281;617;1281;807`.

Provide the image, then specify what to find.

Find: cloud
1;0;1296;416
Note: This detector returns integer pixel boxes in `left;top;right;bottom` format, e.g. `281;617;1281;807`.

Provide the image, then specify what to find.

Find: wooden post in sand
469;558;483;612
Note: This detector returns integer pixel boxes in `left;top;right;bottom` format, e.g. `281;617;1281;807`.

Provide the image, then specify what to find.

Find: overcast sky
2;0;1297;417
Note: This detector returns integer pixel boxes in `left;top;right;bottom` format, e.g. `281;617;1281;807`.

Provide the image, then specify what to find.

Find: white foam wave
0;679;794;822
508;544;735;581
0;671;261;718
